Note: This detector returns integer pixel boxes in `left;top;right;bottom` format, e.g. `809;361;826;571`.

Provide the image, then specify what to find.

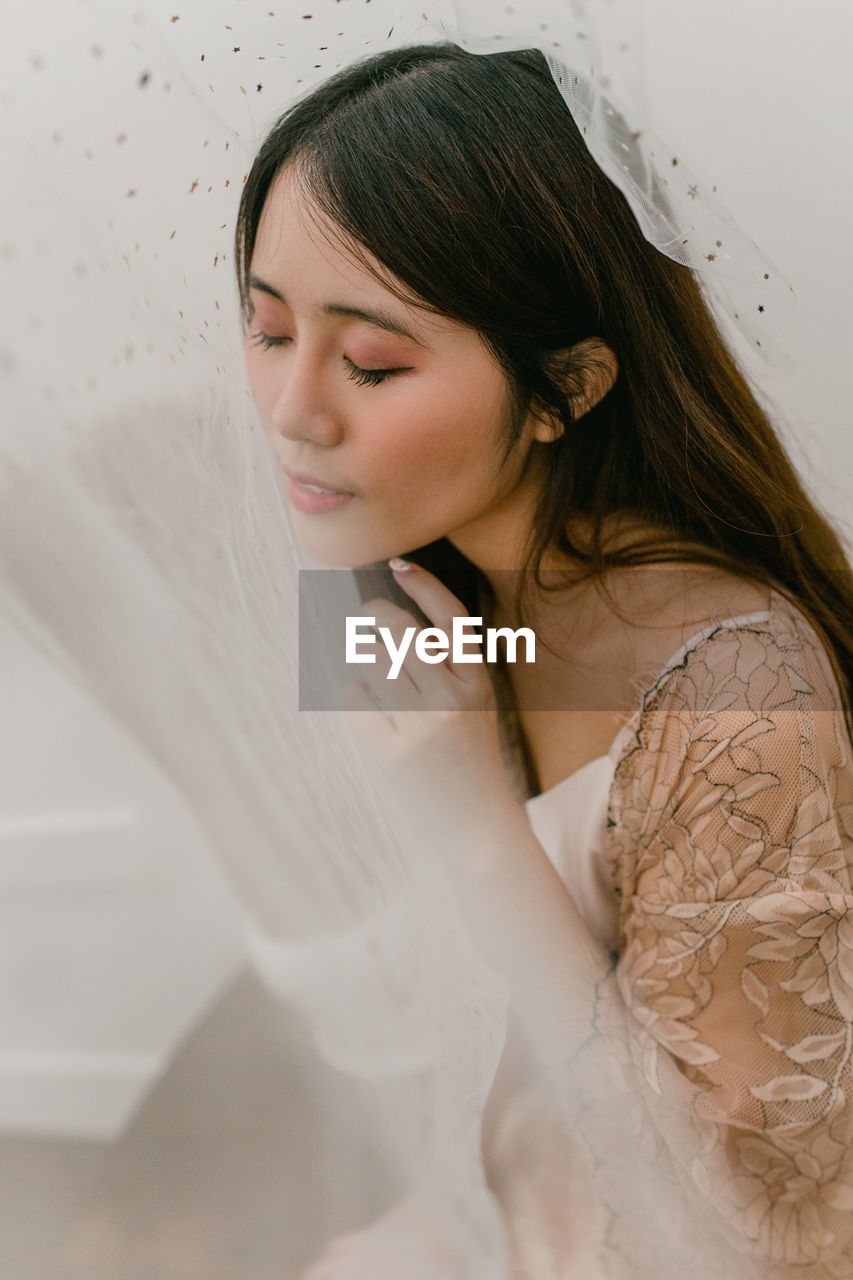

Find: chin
291;514;430;571
291;534;396;571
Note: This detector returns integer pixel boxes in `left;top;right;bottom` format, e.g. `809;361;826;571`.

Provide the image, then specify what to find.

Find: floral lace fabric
494;588;853;1278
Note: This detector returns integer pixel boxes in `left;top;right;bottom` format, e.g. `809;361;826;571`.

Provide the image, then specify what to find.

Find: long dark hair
235;41;853;730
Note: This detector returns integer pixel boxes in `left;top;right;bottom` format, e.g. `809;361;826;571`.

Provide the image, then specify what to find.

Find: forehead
253;166;392;296
249;167;462;345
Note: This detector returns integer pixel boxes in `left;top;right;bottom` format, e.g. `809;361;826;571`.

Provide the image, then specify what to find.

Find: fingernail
389;557;419;573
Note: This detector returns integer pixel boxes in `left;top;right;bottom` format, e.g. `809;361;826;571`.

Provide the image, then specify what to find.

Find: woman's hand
341;559;522;858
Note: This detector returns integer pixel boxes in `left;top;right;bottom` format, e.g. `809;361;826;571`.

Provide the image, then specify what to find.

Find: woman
236;41;853;1280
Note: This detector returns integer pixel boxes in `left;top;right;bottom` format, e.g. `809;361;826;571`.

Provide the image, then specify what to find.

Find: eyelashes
249;331;409;388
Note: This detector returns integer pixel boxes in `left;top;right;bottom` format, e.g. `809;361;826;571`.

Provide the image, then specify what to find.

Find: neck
444;456;553;621
448;510;590;631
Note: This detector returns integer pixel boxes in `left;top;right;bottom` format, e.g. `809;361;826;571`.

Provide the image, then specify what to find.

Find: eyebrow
248;274;426;346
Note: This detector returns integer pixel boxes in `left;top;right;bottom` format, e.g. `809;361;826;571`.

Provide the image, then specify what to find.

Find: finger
363;591;487;706
359;598;394;682
388;560;487;686
370;595;462;709
388;559;467;636
363;598;425;700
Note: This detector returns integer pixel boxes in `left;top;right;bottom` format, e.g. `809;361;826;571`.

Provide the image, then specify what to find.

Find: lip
283;467;356;515
283;466;355;496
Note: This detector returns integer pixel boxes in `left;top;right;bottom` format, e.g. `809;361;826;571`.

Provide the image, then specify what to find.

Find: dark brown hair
235;41;853;729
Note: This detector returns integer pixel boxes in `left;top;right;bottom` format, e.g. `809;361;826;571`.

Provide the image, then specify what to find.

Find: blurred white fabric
1;3;851;1278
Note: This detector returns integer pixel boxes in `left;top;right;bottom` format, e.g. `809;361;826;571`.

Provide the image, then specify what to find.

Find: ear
529;338;619;443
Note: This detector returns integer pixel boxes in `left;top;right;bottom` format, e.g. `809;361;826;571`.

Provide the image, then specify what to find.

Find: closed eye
248;331;413;388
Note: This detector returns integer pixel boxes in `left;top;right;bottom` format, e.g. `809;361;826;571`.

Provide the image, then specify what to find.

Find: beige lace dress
487;587;853;1280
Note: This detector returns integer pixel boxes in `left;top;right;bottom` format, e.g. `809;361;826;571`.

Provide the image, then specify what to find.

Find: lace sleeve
569;600;853;1278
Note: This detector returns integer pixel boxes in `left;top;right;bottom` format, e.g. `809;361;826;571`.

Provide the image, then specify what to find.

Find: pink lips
283;468;356;515
284;466;354;494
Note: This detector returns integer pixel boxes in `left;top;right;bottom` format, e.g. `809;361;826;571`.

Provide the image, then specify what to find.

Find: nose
267;349;345;449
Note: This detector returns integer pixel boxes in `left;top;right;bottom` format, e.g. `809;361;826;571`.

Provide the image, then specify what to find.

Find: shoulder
608;581;851;840
564;564;774;724
603;587;853;946
638;581;840;718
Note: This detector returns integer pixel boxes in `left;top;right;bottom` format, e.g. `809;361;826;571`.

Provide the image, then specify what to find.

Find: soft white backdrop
0;0;850;1140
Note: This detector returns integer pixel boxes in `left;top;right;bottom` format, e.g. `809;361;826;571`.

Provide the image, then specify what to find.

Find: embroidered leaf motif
750;1075;829;1102
782;1032;847;1064
741;968;770;1018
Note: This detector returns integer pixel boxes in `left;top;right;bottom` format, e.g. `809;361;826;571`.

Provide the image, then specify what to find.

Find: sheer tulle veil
0;2;804;1275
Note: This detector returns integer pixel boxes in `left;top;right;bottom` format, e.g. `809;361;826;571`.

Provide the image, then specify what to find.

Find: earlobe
531;412;565;444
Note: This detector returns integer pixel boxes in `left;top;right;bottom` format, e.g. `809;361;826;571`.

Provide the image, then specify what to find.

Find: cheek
365;375;506;499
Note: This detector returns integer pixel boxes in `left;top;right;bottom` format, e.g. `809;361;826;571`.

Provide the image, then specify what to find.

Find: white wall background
641;0;853;528
0;0;850;1141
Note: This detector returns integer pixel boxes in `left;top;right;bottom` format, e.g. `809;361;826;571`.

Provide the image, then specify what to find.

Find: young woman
237;42;853;1279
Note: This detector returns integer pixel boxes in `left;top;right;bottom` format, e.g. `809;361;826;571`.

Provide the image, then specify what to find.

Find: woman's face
244;166;550;569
